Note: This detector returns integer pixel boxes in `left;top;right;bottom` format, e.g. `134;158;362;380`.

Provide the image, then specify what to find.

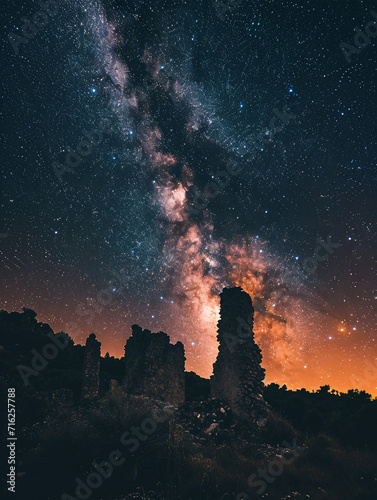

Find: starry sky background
1;0;376;394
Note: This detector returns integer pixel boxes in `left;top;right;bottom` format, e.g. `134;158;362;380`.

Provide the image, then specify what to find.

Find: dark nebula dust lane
1;0;376;393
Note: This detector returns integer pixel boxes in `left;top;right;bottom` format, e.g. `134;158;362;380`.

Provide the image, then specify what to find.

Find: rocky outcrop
123;325;185;404
211;287;266;421
81;333;101;399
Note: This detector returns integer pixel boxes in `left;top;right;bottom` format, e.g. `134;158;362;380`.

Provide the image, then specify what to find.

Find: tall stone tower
211;287;266;420
81;333;101;400
123;325;185;404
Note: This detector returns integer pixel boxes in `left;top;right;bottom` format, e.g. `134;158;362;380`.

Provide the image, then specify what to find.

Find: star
2;0;376;398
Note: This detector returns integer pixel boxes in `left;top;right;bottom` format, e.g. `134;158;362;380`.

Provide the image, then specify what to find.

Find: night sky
1;0;376;394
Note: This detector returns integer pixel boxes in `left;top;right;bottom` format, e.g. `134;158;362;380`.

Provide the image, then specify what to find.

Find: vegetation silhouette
1;308;377;500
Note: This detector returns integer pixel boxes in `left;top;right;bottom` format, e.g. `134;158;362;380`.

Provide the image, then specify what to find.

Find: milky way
1;0;376;393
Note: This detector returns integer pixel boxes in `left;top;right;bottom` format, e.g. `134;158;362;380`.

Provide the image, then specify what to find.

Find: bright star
91;88;96;93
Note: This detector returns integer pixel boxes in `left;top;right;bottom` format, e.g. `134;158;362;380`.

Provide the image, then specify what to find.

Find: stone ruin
81;333;101;400
80;326;185;404
123;325;185;404
211;287;267;421
80;288;266;421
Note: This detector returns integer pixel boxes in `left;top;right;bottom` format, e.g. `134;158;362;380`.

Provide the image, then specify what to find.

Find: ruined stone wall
81;333;101;399
123;325;185;404
211;287;266;420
